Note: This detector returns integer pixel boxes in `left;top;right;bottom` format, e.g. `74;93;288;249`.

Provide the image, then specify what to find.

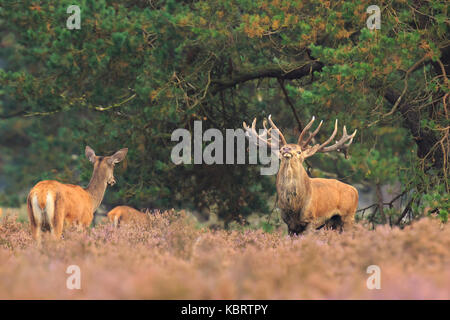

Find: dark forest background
0;0;448;226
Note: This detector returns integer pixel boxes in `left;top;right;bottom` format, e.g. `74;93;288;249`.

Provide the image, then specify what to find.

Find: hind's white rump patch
31;194;43;226
31;192;55;230
45;192;55;225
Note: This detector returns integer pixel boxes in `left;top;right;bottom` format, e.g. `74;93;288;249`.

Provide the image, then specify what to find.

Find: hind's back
107;206;145;225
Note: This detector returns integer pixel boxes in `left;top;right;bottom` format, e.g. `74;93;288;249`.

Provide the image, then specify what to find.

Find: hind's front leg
52;215;64;240
51;202;65;240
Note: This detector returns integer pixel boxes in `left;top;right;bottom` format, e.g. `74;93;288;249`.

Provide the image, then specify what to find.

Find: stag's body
107;205;146;227
27;146;127;243
244;115;358;235
277;157;358;234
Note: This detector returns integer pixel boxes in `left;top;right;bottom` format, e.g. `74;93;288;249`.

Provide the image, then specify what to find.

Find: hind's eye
297;151;301;154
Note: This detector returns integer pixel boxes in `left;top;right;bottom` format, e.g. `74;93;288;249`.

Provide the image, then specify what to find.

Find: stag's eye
297;151;301;154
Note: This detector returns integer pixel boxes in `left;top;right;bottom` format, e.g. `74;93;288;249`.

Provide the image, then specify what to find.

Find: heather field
0;210;448;300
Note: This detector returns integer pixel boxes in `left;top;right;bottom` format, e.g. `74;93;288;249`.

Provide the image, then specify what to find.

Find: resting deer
107;205;147;227
243;116;358;235
27;146;128;243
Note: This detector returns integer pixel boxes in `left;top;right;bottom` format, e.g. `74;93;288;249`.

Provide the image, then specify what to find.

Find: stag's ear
85;146;96;163
108;148;128;165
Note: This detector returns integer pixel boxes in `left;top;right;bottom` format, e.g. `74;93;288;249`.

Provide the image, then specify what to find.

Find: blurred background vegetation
0;0;448;227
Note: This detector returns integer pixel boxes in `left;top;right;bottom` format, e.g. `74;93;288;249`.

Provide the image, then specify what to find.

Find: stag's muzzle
281;147;293;158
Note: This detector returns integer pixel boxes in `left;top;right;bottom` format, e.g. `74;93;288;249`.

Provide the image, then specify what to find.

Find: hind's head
85;146;128;186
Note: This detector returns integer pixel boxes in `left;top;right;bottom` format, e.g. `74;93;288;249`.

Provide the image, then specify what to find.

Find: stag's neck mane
85;165;108;212
277;158;312;213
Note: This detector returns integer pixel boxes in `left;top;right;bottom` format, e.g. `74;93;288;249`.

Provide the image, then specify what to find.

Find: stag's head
243;115;357;164
85;146;128;186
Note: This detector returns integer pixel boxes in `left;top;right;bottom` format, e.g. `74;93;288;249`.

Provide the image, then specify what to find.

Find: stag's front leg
287;222;309;236
302;221;320;235
341;214;355;232
74;221;84;232
323;215;344;232
281;210;297;235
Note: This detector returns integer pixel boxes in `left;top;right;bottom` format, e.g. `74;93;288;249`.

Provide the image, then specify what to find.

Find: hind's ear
85;146;96;163
107;148;128;165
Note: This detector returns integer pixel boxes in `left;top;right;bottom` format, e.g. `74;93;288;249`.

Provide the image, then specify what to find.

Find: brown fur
27;146;128;243
107;206;147;227
276;144;358;235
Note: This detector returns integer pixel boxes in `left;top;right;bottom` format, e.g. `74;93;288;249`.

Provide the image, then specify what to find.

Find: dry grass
0;210;448;299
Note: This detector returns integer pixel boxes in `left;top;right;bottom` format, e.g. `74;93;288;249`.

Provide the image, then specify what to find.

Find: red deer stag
243;116;358;235
107;206;147;227
27;146;128;243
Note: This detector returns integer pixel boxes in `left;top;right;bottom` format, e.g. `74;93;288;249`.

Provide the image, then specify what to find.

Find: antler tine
262;119;280;145
297;116;316;146
243;117;279;150
243;119;260;146
252;118;266;147
300;119;323;148
322;125;357;153
299;119;357;159
262;119;270;137
267;115;287;146
251;117;257;132
316;119;338;151
345;129;357;146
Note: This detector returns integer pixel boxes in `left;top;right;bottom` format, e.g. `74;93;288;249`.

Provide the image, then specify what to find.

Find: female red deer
107;205;147;227
243;116;358;235
27;146;128;243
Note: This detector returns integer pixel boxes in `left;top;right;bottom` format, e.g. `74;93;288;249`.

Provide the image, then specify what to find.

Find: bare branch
211;60;323;94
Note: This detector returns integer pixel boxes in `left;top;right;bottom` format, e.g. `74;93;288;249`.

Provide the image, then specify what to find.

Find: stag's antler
298;118;357;158
297;116;323;148
243;115;286;153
